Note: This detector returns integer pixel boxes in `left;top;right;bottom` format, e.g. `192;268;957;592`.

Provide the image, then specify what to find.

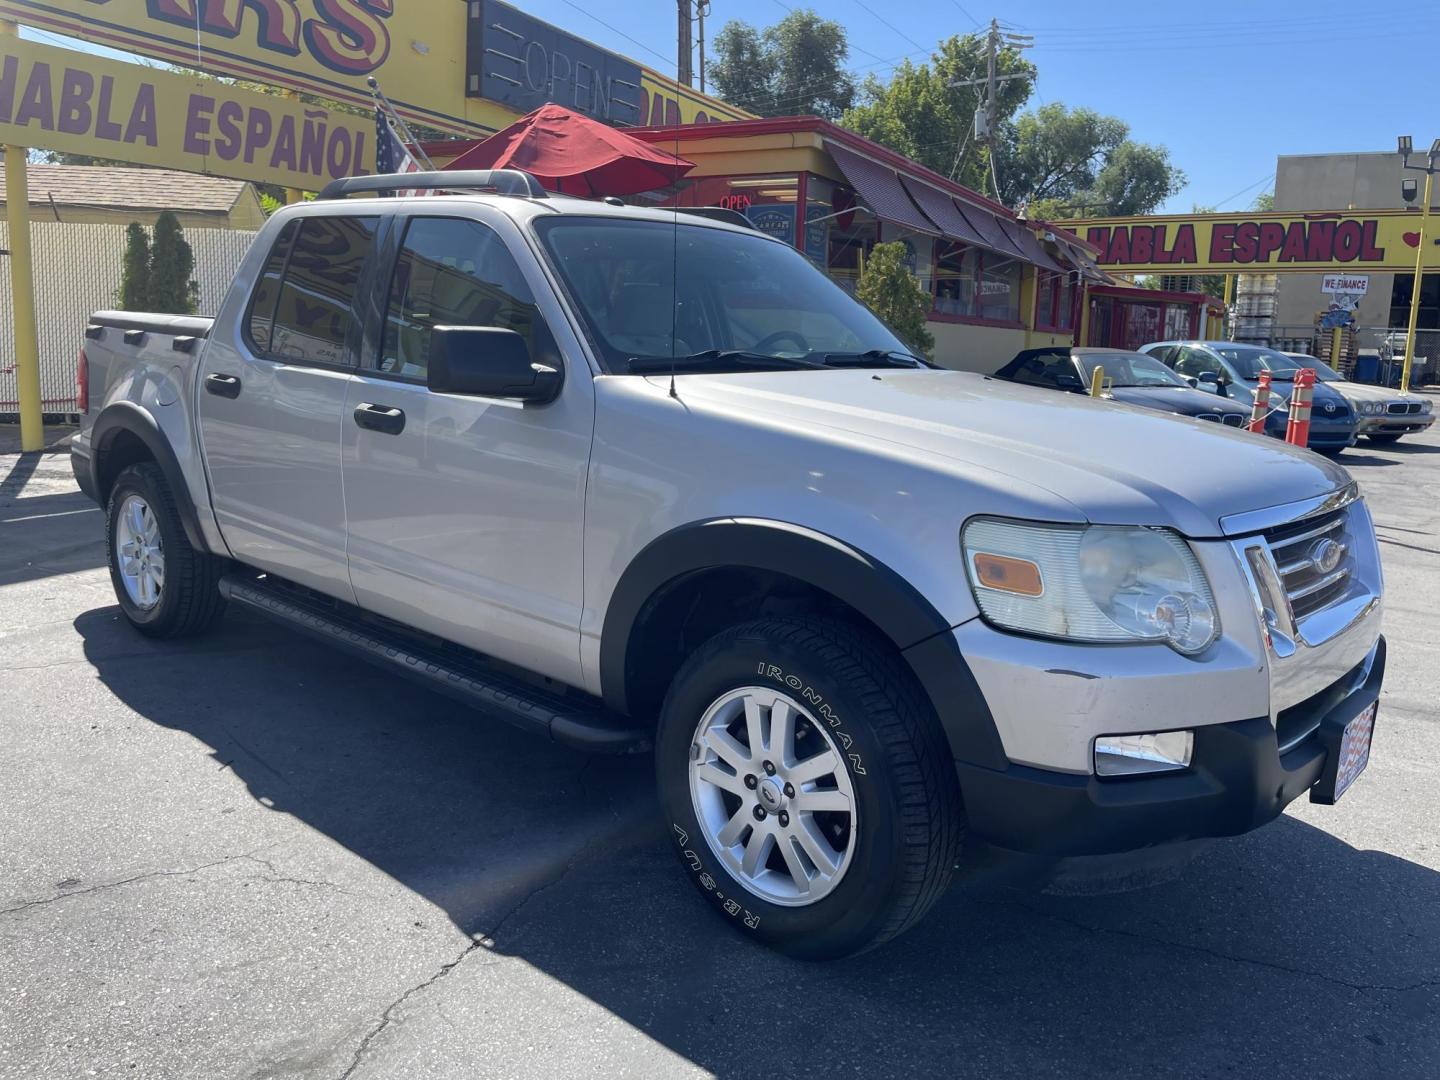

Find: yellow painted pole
1400;169;1433;394
283;90;304;204
1222;273;1235;339
1088;362;1104;398
1331;325;1343;373
1077;286;1092;346
2;20;43;451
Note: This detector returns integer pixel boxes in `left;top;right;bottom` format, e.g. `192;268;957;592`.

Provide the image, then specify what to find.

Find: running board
218;574;649;754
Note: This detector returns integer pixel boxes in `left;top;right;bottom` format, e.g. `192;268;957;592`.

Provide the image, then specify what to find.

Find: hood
1108;385;1250;417
666;369;1352;538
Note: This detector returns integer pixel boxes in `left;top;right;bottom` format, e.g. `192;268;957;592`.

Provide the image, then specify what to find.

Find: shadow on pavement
75;604;1440;1077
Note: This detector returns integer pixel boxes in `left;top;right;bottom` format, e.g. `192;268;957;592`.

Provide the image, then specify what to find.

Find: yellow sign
0;36;374;190
1;0;748;137
1072;210;1440;274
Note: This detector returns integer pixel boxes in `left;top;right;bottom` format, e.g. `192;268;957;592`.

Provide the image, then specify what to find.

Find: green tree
843;34;1035;192
119;223;152;311
1252;190;1275;212
994;103;1184;218
711;10;855;119
857;241;934;356
149;212;200;315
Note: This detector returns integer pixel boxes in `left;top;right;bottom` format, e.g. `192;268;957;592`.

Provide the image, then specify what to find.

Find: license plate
1332;701;1377;802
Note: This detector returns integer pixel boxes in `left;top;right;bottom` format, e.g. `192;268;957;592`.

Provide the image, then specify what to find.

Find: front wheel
656;616;964;959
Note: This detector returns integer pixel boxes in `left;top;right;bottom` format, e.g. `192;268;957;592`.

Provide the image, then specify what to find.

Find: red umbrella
443;103;695;197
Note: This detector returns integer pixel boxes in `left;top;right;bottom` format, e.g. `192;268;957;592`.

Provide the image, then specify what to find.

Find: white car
1284;353;1434;444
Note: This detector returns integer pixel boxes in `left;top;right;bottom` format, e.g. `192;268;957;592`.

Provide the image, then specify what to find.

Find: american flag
374;106;425;194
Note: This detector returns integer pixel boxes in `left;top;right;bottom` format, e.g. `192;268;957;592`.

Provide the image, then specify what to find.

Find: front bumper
1356;413;1434;435
958;637;1384;856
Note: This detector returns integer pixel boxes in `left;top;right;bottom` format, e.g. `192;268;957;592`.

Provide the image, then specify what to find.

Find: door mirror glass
428;325;561;402
1197;370;1219;384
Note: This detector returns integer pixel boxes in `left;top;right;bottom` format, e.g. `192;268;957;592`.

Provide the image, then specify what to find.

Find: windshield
1286;354;1342;382
1079;352;1188;388
1212;344;1301;380
533;217;914;374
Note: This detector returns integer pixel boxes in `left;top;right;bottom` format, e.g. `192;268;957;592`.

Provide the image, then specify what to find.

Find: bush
856;241;934;356
149;211;200;315
119;223;151;311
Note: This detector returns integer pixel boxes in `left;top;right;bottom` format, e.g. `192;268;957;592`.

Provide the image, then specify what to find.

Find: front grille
1263;507;1352;621
1387;401;1422;415
1317;402;1350;420
1221;413;1244;427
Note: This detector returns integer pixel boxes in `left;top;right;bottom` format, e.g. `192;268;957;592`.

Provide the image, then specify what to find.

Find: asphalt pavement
2;419;1438;1079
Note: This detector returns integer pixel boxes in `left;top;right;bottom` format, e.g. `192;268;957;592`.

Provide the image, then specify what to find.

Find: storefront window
811;175;876;297
1035;269;1078;331
979;255;1021;323
879;224;934;294
935;242;977;317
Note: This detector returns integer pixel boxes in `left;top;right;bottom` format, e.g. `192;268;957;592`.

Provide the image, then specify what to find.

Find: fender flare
599;518;1007;769
89;402;210;553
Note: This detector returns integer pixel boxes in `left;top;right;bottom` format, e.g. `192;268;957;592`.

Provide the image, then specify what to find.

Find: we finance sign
1074;211;1440;274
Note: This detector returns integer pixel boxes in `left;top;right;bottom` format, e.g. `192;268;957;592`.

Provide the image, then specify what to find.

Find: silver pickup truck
71;170;1385;959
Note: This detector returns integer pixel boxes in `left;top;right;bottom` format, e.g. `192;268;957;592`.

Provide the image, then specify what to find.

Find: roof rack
317;169;548;201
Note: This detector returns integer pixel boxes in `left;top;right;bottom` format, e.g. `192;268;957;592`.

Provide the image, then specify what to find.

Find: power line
1212;173;1274;210
948;1;982;28
849;0;928;53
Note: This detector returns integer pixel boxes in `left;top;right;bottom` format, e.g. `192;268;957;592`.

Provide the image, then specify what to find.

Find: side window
268;215;378;366
379;218;542;380
1147;345;1176;366
245;220;297;354
1175;346;1221;378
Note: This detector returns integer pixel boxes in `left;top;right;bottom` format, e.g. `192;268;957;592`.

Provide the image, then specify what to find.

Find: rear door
340;211;594;687
197;211;380;601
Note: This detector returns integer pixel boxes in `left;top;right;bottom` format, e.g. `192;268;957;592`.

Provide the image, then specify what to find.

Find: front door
340;213;594;688
197;212;380;601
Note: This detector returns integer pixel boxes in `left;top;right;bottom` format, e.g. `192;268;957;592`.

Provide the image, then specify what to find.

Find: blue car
1140;340;1358;454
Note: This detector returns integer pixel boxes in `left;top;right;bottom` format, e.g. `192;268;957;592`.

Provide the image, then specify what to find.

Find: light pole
1397;135;1440;393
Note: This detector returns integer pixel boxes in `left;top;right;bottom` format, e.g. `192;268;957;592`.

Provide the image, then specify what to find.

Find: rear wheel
1364;433;1403;445
106;462;226;637
656;616;964;959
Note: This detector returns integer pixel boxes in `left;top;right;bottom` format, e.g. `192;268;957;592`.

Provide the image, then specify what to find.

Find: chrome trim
1287;565;1349;602
1219;482;1360;537
1269;516;1344;553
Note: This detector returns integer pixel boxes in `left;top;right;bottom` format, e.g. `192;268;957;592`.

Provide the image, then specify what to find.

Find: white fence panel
0;222;258;412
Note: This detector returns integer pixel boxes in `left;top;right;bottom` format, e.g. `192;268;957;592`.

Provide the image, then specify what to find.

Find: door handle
204;373;242;399
353;402;406;435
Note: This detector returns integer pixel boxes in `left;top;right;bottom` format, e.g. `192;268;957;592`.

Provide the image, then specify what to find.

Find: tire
656;615;964;959
1364;433;1403;445
106;462;226;638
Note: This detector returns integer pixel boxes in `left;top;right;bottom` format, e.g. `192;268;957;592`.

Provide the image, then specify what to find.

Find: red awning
1014;227;1066;273
443;104;694;197
824;141;937;235
952;199;1028;260
899;176;988;248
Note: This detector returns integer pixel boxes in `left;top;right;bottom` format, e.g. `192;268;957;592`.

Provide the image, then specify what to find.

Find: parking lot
2;422;1437;1080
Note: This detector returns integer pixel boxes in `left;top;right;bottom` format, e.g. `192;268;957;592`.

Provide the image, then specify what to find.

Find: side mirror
427;325;561;403
1181;374;1199;388
1197;371;1219;384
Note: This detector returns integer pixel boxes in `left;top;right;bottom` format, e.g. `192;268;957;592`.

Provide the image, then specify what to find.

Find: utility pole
677;0;693;87
697;1;711;94
951;18;1031;200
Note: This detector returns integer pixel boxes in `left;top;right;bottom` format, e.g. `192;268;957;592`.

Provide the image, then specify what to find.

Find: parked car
1284;352;1434;444
70;170;1385;959
1141;341;1358;454
995;347;1252;427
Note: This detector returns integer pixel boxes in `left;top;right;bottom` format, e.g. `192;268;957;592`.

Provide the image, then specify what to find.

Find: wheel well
95;429;155;503
622;566;897;724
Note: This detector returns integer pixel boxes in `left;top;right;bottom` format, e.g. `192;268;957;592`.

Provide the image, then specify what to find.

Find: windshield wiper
627;350;825;375
820;349;931;369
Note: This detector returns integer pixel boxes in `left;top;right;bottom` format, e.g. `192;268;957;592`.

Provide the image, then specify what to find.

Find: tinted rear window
267;216;378;366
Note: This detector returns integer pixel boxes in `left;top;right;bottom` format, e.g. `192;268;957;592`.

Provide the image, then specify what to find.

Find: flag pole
367;77;435;170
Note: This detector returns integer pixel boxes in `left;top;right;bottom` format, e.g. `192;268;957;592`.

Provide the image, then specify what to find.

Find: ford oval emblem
1310;537;1345;574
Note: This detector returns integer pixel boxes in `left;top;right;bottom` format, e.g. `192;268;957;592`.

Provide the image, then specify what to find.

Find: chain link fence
0;222;259;416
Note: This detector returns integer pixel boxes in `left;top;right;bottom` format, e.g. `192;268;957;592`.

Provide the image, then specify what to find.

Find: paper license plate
1331;700;1377;802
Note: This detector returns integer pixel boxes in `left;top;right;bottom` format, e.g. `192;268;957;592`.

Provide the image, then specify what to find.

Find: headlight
1423;400;1433;413
963;519;1219;655
1367;402;1383;415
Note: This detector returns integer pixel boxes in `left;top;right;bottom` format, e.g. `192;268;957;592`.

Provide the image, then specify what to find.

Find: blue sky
22;0;1440;213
